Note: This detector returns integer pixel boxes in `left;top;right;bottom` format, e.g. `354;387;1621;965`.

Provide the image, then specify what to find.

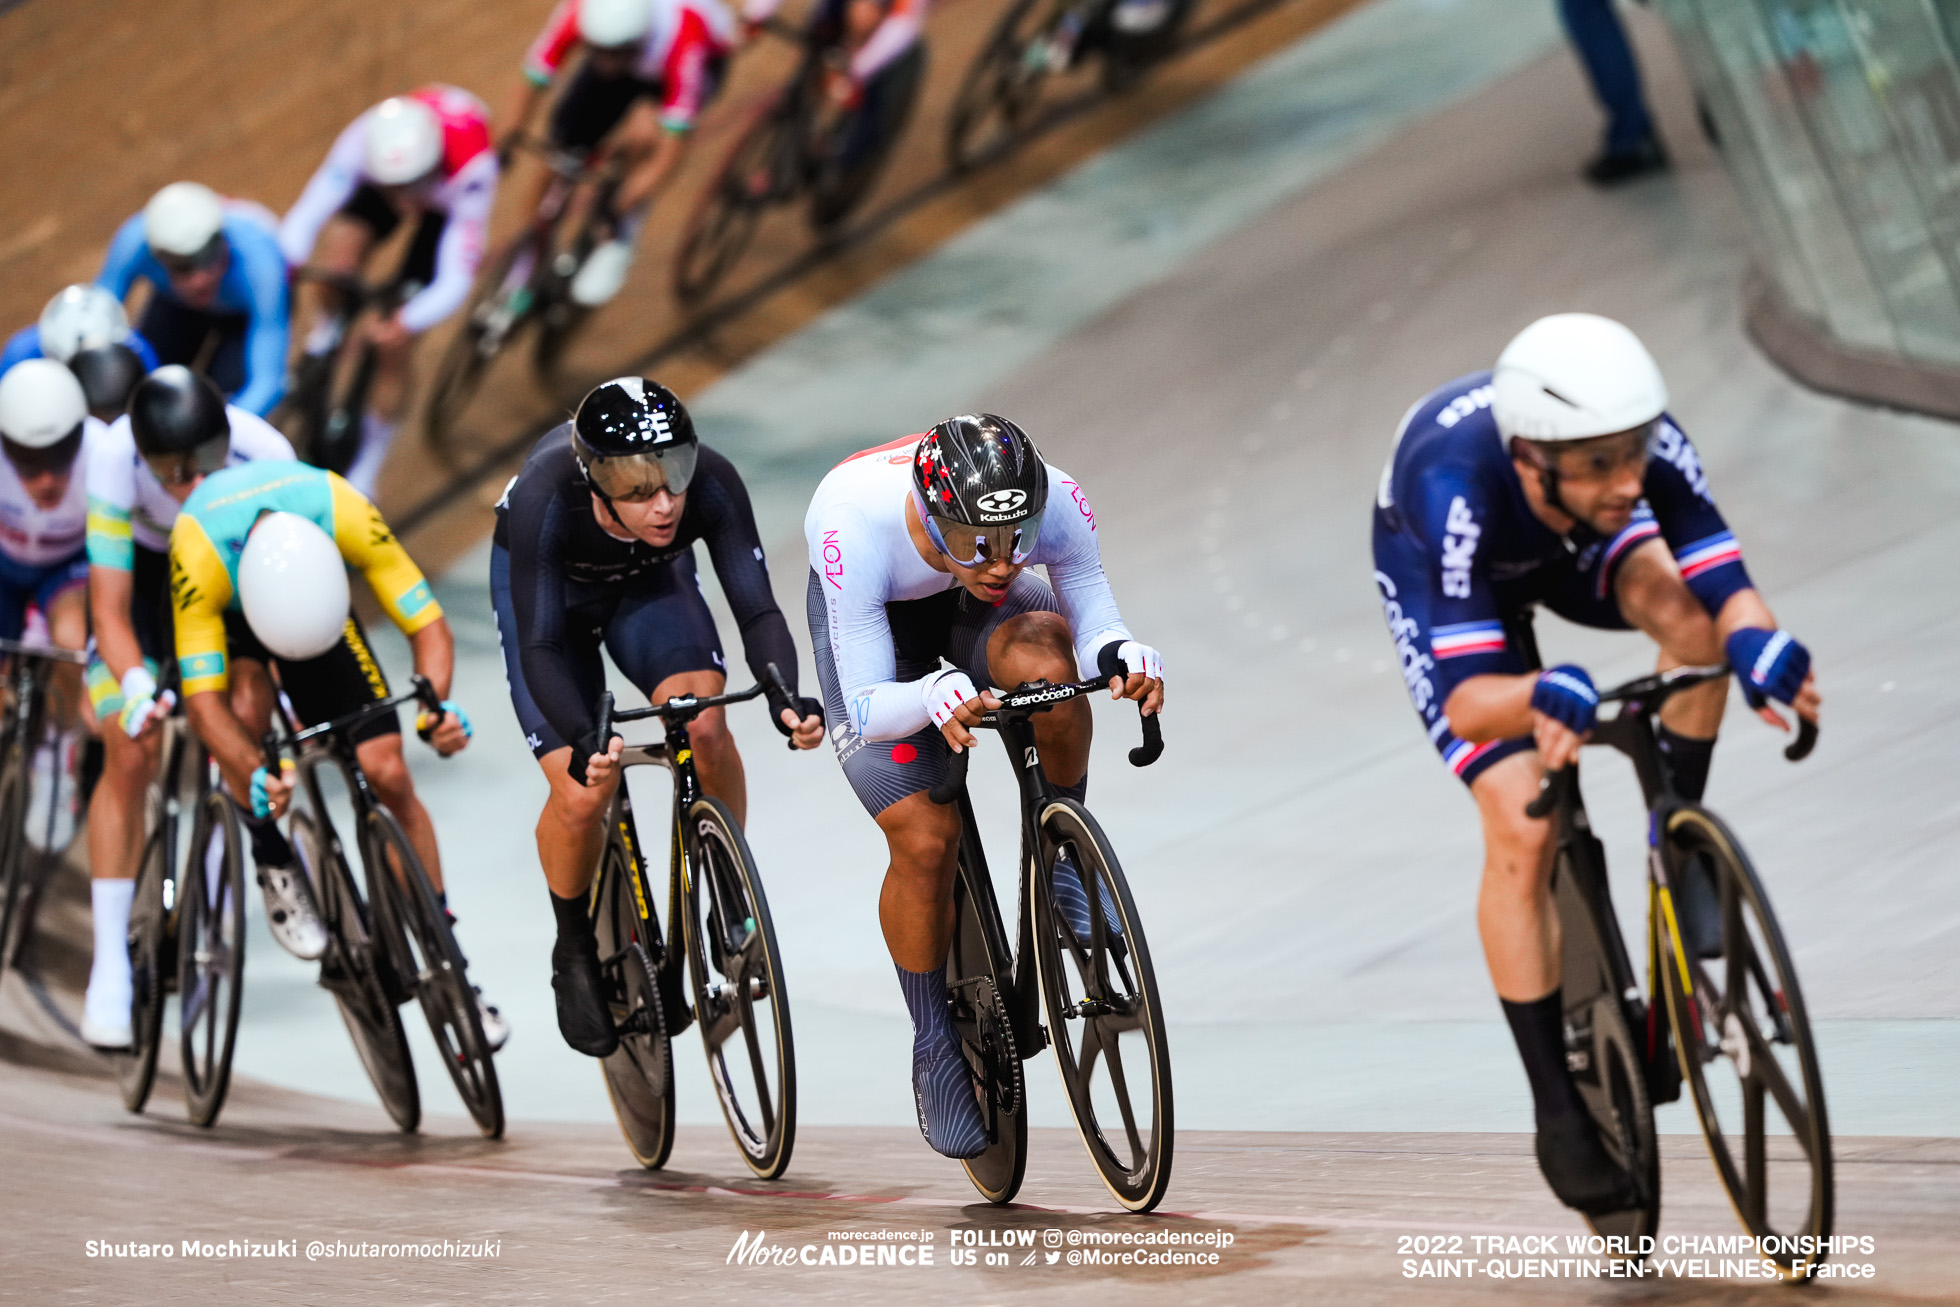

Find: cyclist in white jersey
804;415;1163;1158
79;367;294;1049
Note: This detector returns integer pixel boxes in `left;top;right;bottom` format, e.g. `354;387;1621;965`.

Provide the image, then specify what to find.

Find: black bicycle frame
930;678;1164;1059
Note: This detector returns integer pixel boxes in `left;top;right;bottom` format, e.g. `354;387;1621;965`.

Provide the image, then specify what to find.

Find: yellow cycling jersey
168;462;441;695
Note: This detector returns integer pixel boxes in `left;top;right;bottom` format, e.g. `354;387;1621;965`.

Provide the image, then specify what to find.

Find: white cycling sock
346;412;398;499
86;878;136;1008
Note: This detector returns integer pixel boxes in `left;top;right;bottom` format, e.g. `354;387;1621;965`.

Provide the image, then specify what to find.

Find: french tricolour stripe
1596;519;1663;598
1676;531;1742;580
1431;620;1507;659
1444;738;1500;776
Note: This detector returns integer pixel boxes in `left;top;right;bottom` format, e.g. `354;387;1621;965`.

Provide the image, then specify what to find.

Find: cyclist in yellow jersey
168;459;507;1047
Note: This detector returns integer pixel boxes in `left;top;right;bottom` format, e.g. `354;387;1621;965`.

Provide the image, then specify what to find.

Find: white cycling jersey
805;436;1130;742
0;417;106;568
85;406;295;564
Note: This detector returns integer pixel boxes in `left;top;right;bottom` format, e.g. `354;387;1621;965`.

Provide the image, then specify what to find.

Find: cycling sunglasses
1;429;84;479
156;236;227;277
143;435;229;487
576;437;698;503
923;508;1044;568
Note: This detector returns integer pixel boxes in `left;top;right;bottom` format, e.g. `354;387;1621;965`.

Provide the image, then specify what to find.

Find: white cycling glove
1115;640;1163;682
118;666;165;738
923;670;981;729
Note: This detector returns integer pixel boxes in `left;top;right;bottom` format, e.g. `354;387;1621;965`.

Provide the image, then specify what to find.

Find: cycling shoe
551;934;618;1058
1050;853;1125;957
1535;1111;1641;1214
257;860;329;961
913;1034;988;1159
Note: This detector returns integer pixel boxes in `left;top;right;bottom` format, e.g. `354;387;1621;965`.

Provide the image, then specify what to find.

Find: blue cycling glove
415;700;473;744
1725;628;1810;708
1531;664;1599;735
249;760;295;819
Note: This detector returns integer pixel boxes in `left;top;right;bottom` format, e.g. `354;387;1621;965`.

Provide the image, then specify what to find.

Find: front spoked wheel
178;790;246;1127
0;742;33;969
367;807;503;1139
595;839;676;1169
684;798;795;1178
1659;805;1832;1276
946;0;1052;173
291;809;420;1133
1034;799;1172;1211
424;238;535;462
674;98;795;305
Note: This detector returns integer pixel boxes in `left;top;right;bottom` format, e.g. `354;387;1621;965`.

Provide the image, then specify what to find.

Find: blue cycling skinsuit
1371;371;1753;785
96;207;291;416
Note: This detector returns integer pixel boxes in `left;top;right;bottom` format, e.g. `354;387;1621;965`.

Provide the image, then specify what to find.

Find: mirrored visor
575;435;698;502
142;434;229;487
926;509;1044;567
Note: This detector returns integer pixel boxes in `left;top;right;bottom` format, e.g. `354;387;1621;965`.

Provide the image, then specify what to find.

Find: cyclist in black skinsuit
491;377;823;1056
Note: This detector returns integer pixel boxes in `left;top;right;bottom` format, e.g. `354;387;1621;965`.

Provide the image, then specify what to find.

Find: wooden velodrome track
0;0;1362;575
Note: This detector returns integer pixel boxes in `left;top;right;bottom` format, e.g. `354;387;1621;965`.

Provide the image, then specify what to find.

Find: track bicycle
276;270;419;479
927;677;1171;1211
267;674;503;1138
945;0;1193;173
117;683;250;1129
588;666;798;1178
0;637;90;973
673;19;925;305
424;139;624;455
1530;664;1829;1275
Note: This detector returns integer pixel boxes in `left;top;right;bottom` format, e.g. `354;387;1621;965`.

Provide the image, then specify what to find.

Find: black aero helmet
129;365;229;485
911;413;1048;566
69;343;146;421
571;376;699;502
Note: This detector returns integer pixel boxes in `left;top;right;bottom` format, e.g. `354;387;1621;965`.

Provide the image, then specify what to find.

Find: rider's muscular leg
1470;752;1561;1001
649;671;745;823
356;735;445;894
535;745;620;900
875;792;962;971
46;587;88;727
986;612;1092;788
87;725;160;884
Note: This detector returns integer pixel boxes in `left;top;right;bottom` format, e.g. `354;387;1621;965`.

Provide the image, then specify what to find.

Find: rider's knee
883;801;960;878
690;706;734;754
361;739;415;804
990;610;1075;683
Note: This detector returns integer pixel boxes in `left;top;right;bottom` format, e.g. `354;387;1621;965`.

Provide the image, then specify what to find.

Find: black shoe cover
551;934;618;1058
1535;1111;1641;1215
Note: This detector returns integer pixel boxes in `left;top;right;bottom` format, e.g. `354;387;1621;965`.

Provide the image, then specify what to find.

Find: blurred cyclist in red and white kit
279;86;500;495
500;0;737;307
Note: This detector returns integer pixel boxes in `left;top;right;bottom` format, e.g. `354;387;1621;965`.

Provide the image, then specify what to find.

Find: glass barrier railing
1656;0;1960;414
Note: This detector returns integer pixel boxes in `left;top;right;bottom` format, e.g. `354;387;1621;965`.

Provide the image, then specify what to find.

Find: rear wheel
291;808;420;1132
594;839;676;1169
946;0;1052;174
675;97;795;305
684;798;795;1178
1659;805;1832;1277
367;807;503;1139
1032;799;1173;1211
947;830;1026;1205
178;789;246;1127
117;808;174;1114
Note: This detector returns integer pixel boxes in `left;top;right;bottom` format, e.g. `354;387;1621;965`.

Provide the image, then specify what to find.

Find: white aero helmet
38;284;132;363
365;96;444;186
578;0;653;48
0;358;89;448
238;512;351;661
143;181;226;259
1491;313;1668;444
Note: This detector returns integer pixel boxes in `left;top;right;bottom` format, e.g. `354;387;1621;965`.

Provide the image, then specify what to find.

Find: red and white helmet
365;96;444;186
